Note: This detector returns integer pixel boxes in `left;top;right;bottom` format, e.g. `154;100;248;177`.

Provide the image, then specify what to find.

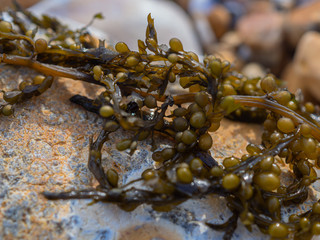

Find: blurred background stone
284;1;320;47
208;4;231;39
0;0;40;10
247;0;273;14
241;62;266;79
7;0;320;101
29;0;203;54
236;11;284;74
292;31;320;102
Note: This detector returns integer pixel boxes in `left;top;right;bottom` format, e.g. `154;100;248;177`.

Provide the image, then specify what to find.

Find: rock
284;1;320;47
281;62;301;93
242;62;266;79
206;42;243;70
291;31;320;101
191;12;216;51
223;0;247;26
0;0;40;10
247;0;273;14
208;4;231;39
236;11;283;50
173;0;190;12
0;64;267;239
209;31;243;70
29;0;203;55
220;31;242;48
273;0;296;10
236;11;284;73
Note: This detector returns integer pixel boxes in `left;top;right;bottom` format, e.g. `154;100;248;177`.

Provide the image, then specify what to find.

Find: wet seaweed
1;5;320;239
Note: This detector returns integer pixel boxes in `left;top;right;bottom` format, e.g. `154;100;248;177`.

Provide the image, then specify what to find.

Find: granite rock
0;64;270;239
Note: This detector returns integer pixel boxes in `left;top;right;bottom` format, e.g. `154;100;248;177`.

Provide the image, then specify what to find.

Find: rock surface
0;64;270;240
1;62;320;239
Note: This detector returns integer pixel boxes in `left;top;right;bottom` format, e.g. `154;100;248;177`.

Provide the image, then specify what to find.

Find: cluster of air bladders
1;5;320;239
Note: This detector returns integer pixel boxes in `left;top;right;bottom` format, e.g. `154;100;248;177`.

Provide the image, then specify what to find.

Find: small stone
206;43;242;70
284;1;320;47
247;0;273;14
208;4;231;39
220;31;242;48
273;0;295;10
236;11;284;72
32;0;203;54
242;62;266;79
292;31;320;101
281;62;301;93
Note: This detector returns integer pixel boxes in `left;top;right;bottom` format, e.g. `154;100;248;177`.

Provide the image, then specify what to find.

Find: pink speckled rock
0;64;273;240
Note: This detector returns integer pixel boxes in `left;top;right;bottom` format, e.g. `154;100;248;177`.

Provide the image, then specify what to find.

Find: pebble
29;0;203;54
284;1;320;47
291;31;320;101
208;4;231;39
236;11;284;73
242;62;266;79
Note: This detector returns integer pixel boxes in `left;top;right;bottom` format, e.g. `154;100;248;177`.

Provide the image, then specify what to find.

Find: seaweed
1;5;320;239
